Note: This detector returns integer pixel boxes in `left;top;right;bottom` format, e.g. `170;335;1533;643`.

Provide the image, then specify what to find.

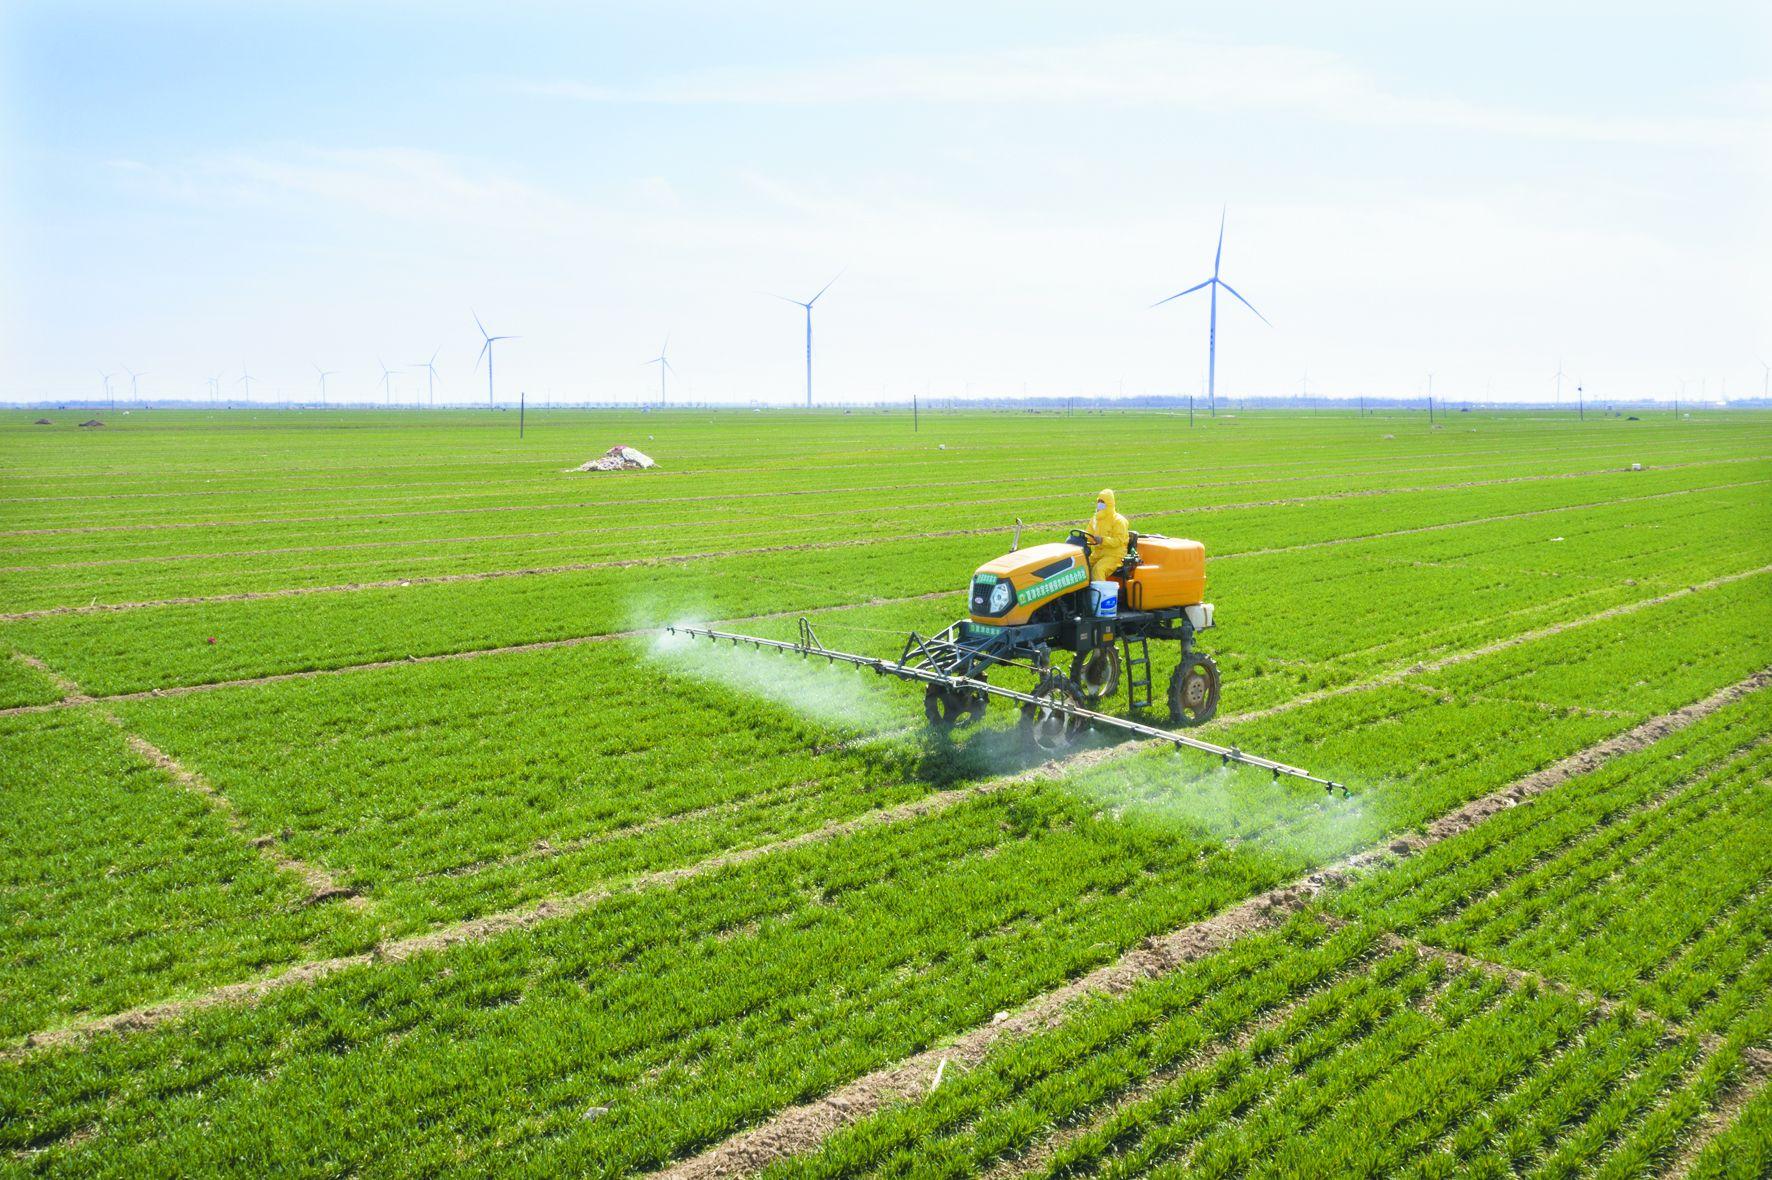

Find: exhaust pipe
1010;517;1023;552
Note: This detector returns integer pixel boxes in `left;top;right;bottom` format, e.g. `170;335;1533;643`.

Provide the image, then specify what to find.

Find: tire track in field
5;472;1760;623
8;650;361;911
649;669;1771;1179
6;453;1752;543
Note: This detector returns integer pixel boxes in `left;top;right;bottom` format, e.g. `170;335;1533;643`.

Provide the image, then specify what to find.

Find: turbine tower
473;312;518;409
378;360;399;407
647;336;674;406
100;370;115;410
412;348;440;407
771;271;842;409
1151;208;1270;416
237;365;254;402
314;365;335;408
1553;359;1568;407
123;366;145;407
207;373;222;403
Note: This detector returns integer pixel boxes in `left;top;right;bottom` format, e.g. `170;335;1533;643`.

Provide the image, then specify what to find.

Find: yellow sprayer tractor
670;525;1343;793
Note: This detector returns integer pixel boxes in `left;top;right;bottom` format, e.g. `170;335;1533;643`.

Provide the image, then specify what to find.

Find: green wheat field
2;406;1769;1177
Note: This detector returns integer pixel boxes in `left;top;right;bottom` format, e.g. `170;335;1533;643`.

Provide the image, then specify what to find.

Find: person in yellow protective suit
1084;489;1129;582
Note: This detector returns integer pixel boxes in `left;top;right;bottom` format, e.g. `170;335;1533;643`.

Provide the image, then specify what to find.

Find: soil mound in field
577;445;656;472
78;419;105;428
34;418;51;425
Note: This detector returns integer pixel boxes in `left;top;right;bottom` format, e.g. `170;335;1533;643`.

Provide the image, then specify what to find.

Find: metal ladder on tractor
1122;634;1153;711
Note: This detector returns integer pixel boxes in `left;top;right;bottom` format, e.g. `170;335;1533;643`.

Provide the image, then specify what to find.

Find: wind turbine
208;373;222;403
100;370;115;410
412;348;440;408
770;271;842;409
646;336;674;406
237;364;254;402
123;366;145;407
314;365;335;408
1553;359;1568;407
1151;208;1270;417
378;360;399;407
1759;358;1769;400
473;312;518;409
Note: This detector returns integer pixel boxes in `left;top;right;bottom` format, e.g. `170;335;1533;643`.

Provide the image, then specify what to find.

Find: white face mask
1095;501;1106;513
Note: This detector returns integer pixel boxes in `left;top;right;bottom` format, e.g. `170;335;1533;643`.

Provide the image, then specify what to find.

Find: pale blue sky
4;2;1768;404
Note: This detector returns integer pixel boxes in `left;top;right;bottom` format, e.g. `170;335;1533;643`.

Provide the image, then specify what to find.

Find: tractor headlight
988;581;1013;614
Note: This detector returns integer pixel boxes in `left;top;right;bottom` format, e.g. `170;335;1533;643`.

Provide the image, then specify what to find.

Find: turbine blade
1214;206;1226;275
473;310;489;340
1216;280;1271;327
1149;278;1214;308
766;292;807;307
430;346;441;365
475;340;489;373
807;268;845;306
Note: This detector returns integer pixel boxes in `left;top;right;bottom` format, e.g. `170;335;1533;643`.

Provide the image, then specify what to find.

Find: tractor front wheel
1168;654;1220;726
1020;674;1088;754
1070;644;1121;702
925;681;989;731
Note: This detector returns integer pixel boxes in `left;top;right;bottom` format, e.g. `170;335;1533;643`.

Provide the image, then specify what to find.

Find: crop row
4;649;1754;1168
1332;692;1772;1026
5;481;1763;703
0;708;381;1043
10;411;1755;525
751;705;1772;1178
762;924;1702;1179
1;462;1759;612
1;537;1755;1049
4;432;1695;545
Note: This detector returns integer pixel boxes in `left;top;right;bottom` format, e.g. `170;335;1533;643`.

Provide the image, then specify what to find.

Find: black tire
1020;674;1089;754
925;681;989;730
1168;654;1220;726
1070;645;1121;702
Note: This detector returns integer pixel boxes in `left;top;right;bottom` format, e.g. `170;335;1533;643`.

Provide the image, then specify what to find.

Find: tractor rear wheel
1020;674;1088;754
1071;644;1121;702
925;681;989;730
1168;654;1220;726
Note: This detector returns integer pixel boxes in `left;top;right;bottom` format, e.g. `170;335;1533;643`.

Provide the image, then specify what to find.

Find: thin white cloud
522;35;1757;148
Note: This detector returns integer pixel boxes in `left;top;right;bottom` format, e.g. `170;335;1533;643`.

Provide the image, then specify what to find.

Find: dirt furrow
648;668;1769;1178
1665;1050;1772;1179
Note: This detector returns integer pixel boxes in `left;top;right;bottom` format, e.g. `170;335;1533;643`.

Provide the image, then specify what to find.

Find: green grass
1;407;1768;1175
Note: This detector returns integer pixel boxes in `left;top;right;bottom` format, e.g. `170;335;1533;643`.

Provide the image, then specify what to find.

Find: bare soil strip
1666;1051;1772;1179
649;669;1769;1179
9;471;1757;622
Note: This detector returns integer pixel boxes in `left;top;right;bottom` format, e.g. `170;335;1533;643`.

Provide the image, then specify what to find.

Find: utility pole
1578;385;1584;421
1189;395;1194;427
912;393;919;432
519;391;525;437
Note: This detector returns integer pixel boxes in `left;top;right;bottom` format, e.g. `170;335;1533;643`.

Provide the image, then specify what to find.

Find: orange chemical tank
1122;535;1205;610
